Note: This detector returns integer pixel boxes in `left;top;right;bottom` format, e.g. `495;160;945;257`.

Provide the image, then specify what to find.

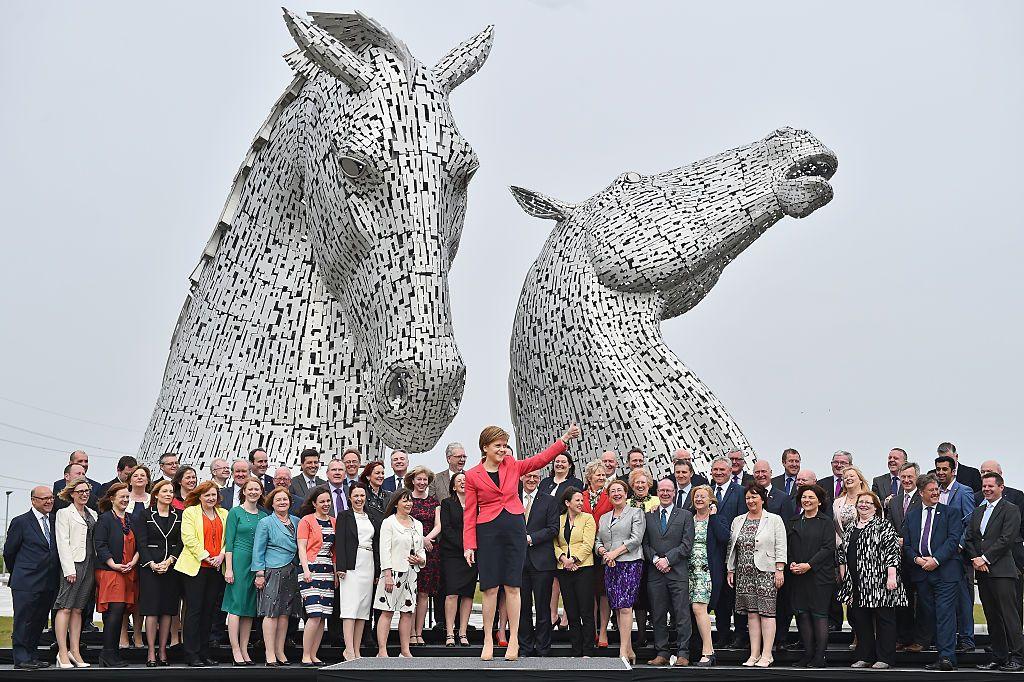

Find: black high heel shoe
693;653;717;667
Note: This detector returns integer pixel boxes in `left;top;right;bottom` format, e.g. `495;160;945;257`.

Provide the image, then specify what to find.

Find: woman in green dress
223;478;267;665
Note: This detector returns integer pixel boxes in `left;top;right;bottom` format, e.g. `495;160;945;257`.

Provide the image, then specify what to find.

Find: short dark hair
891;447;908;458
937;442;957;455
554;452;576;479
116;455;138;472
627;448;644;457
796;483;826;506
158;452;178;464
384;488;413;517
743;483;768;504
934;455;957;469
982;471;1005;487
782;448;800;461
300;448;321;464
560;486;582;511
171;465;197;500
248;448;267;462
674;459;693;474
449;470;467;496
916;473;938;492
298;485;330;517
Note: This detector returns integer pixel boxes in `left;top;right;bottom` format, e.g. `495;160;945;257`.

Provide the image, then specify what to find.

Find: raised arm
514;423;580;477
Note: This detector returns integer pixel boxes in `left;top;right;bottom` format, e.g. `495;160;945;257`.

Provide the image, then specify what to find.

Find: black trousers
848;605;896;665
978;575;1024;665
1016;575;1023;628
12;588;53;665
896;576;928;645
715;582;736;643
519;565;554;656
828;586;844;630
560;567;595;657
182;567;224;661
774;581;795;646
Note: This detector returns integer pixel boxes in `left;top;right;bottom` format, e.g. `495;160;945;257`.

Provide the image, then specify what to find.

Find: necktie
236;487;243;506
981;502;993;535
732;473;740;485
42;515;51;547
335;488;346;515
920;507;933;556
903;493;911;515
676;489;685;507
891;476;899;497
835;479;842;498
525;493;534;521
785;477;793;495
715;486;723;504
660;508;668;533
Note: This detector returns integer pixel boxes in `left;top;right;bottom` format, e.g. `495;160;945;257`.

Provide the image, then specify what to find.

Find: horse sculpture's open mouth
775;151;838;219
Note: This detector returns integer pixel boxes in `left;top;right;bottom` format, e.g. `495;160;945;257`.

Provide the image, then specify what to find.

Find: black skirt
476;510;526;591
138;564;182;616
442;552;478;597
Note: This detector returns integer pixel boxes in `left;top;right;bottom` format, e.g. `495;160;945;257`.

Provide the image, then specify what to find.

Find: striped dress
300;518;335;616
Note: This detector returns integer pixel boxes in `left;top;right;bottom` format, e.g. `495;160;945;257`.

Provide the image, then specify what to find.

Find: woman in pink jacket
463;422;580;660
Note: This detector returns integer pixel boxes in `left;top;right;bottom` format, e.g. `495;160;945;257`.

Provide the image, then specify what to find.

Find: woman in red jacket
464;423;580;661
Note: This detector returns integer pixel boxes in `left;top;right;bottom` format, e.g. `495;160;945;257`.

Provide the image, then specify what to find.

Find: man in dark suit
248;448;274;491
97;455;138;499
727;450;754;487
643;478;696;666
219;459;253;509
152;451;180;483
52;453;101;512
672;449;709;487
617;448;646;492
708;456;745;646
904;473;965;671
964;472;1023;671
935;442;982;493
871;447;907;504
289;448;325;498
519;471;559;656
887;462;927;651
934;454;978;652
672;459;697;510
3;486;59;669
978;460;1024;627
771;448;802;498
381;449;408;493
818;450;853;508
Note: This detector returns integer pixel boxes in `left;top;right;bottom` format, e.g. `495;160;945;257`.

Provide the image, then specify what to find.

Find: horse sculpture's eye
340;156;367;179
624;172;642;184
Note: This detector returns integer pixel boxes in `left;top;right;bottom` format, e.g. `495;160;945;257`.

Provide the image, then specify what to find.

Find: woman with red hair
463;422;580;661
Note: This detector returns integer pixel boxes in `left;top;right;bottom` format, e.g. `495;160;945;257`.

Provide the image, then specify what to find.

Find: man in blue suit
519;471;560;656
708;456;746;647
381;449;408;493
934;455;978;652
904;473;965;671
3;486;60;669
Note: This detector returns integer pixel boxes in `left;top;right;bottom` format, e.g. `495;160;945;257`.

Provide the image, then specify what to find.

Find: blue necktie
660;508;668;533
785;477;794;494
715;485;723;504
891;476;899;497
981;502;994;535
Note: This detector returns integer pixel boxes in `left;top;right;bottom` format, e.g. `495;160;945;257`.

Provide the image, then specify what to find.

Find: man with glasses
727;450;753;487
218;459;252;509
154;452;180;483
819;450;853;509
209;458;230;487
4;486;59;669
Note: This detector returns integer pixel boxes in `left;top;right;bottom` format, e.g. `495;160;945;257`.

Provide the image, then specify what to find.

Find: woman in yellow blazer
553;487;597;657
174;481;228;667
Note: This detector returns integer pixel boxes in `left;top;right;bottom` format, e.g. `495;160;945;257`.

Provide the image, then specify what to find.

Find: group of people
4;436;1023;672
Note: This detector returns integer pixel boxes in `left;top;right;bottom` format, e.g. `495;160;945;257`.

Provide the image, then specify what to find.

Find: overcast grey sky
1;1;1021;520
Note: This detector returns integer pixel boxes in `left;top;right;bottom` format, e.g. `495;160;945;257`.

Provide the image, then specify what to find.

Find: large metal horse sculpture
139;10;492;470
509;127;838;478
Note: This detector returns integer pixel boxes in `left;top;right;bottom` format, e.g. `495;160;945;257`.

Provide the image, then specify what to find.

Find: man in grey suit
289;448;325;498
872;447;908;505
643;478;695;666
888;462;927;651
964;472;1023;672
430;442;466;502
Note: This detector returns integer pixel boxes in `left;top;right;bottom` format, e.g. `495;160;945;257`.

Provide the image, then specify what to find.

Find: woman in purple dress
406;466;441;646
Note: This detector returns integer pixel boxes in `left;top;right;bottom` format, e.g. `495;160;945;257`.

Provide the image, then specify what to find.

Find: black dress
135;508;184;616
439;496;478;597
785;513;836;617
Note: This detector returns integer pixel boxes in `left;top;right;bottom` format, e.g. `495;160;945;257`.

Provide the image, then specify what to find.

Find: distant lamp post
4;489;12;538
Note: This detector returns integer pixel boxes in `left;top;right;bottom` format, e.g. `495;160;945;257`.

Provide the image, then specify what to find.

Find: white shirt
33;508;51;545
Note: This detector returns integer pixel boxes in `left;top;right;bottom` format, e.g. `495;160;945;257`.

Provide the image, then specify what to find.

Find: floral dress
689;517;712;604
734;517;776;617
410;495;440;594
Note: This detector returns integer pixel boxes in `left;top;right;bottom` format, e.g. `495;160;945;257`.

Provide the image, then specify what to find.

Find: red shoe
597;641;609;649
498;640;509;647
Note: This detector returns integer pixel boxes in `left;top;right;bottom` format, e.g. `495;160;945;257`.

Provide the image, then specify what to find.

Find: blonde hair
583;459;606;488
691;484;714;505
404;465;435;489
628;467;653;489
840;466;870;496
58;476;90;503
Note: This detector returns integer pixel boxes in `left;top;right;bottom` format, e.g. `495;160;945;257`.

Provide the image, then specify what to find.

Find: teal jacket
251;513;300;571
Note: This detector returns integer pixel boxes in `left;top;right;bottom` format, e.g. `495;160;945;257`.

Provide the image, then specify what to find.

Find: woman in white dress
374;489;426;658
337;483;379;660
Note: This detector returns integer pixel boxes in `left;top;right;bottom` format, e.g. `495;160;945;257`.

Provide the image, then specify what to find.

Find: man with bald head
4;486;59;668
52;451;100;512
274;467;304;516
752;460;797;520
978;460;1024;626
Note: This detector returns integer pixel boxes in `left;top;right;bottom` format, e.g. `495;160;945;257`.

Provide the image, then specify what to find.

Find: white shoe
68;653;90;668
56;655;75;669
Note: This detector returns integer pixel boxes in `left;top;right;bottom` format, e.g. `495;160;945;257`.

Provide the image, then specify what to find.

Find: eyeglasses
32;495;54;501
72;488;91;495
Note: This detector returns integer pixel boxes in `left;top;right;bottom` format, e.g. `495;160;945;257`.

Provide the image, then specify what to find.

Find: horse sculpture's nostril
385;368;413;412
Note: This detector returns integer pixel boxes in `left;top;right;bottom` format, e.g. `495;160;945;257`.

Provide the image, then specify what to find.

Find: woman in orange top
94;483;139;668
463;422;580;661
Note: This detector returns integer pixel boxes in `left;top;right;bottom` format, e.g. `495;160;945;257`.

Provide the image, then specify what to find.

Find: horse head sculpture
283;10;491;449
508;127;837;476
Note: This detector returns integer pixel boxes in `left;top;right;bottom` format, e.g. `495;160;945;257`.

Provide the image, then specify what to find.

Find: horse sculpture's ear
283;7;373;91
433;25;494;94
509;186;574;223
